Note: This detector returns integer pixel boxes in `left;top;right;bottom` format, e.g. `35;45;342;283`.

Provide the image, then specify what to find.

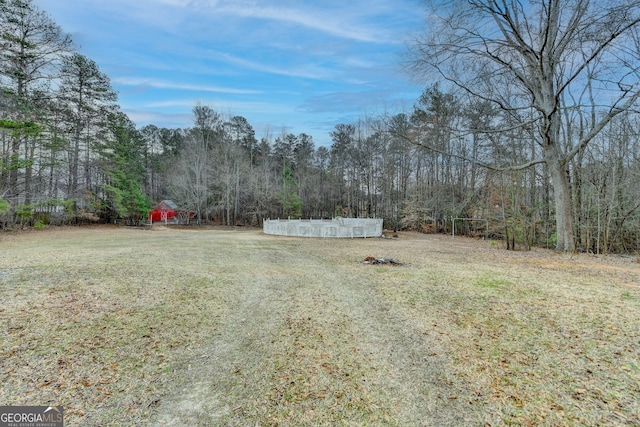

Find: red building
148;200;179;223
149;200;196;224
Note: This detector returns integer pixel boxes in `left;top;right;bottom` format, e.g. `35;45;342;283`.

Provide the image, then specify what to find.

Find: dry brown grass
1;226;639;426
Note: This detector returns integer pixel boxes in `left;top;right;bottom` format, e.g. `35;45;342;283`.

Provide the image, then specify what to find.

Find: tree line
2;0;640;254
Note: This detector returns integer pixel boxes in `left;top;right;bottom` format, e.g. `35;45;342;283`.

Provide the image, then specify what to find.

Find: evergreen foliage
279;166;303;219
3;0;640;253
100;112;149;224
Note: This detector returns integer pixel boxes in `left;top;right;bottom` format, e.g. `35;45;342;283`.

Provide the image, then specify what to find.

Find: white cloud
143;98;295;115
113;77;262;94
155;0;192;6
73;0;382;42
211;51;333;80
124;109;192;127
216;3;385;43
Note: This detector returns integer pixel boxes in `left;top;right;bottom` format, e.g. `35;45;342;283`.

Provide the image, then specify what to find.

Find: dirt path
150;235;488;426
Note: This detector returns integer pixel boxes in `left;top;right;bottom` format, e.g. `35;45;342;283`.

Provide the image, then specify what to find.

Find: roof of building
153;200;178;210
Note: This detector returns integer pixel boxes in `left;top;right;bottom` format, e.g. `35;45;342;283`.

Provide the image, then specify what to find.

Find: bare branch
389;127;545;172
567;87;640;161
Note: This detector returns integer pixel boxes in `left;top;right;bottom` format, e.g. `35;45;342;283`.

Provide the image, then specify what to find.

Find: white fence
263;218;383;238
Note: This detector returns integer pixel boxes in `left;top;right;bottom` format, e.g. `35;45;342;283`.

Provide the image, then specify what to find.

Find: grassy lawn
1;226;639;426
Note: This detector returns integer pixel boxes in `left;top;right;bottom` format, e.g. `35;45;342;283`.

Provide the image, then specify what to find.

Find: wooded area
2;0;640;253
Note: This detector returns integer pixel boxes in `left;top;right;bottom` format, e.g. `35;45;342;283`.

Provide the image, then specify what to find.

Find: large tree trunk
545;146;575;252
9;135;20;202
24;136;35;205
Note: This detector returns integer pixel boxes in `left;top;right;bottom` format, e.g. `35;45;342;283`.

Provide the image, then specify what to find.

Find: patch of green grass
473;274;512;289
621;290;640;301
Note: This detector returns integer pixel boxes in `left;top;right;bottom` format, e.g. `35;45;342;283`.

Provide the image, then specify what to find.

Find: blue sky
34;0;427;146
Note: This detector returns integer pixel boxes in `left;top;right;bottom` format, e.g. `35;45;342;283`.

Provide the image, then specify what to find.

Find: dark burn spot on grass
362;256;404;266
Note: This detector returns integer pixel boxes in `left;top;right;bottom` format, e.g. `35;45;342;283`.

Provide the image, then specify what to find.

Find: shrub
34;219;48;229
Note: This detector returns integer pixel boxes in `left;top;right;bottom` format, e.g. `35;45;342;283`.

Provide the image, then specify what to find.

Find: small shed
149;200;196;224
149;200;179;224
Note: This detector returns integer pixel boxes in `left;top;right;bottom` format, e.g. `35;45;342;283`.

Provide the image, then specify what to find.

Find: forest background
3;0;640;254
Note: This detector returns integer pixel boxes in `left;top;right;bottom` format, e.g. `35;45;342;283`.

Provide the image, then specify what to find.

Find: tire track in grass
314;266;488;426
150;263;295;426
151;235;485;426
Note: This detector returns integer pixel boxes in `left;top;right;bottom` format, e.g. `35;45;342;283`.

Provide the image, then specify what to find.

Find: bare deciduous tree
407;0;640;251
